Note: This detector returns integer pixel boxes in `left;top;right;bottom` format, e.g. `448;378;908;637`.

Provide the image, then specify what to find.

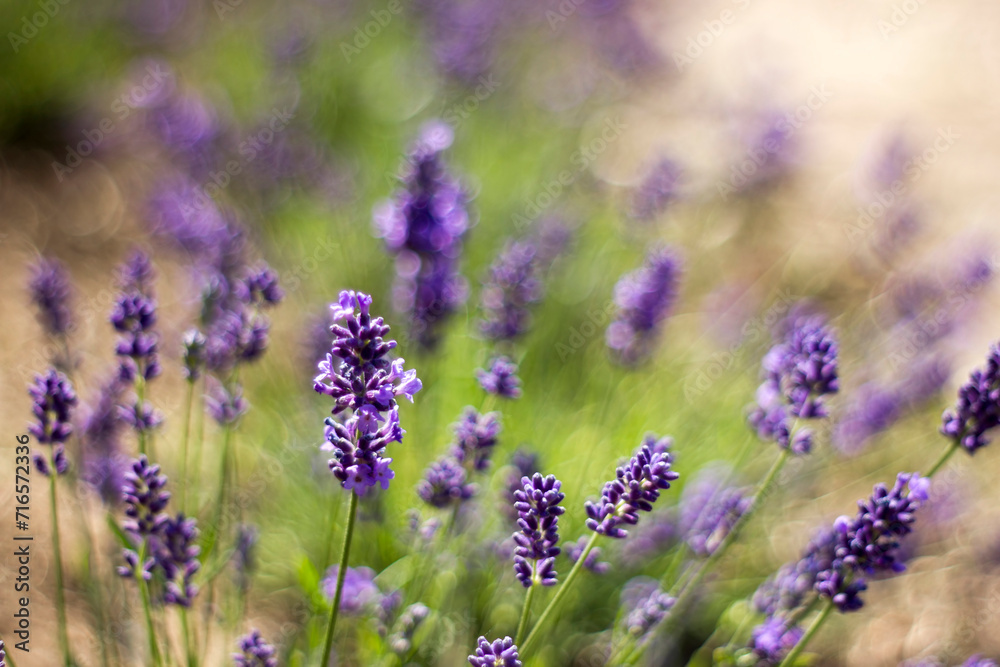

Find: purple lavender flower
585;435;679;539
621;577;676;638
565;535;609;575
0;639;5;667
28;257;74;338
232;524;258;592
236;265;284;306
749;617;804;666
753;526;836;617
28;369;77;477
157;513;201;607
630;158;682;221
729;110;798;195
450;408;501;472
833;383;901;456
814;472;929;612
468;636;522;667
80;375;128;504
181;329;207;382
233;629;278;667
606;247;682;364
962;657;999;667
28;369;76;445
321;565;380;615
206;380;248;426
118;455;171;580
314;291;421;495
117;249;156;293
374;121;471;347
417;457;476;508
678;465;752;557
941;343;1000;454
419;0;501;84
748;312;839;454
476;356;522;399
478;225;568;342
512;473;565;587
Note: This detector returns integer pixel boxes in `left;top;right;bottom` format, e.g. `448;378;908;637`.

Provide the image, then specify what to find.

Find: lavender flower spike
749;311;839;454
585;435;679;539
315;290;421;495
469;636;522;667
512;473;565;587
477;355;522;399
814;472;929;612
233;629;278;667
417;456;476;507
29;256;74;337
28;369;77;477
0;638;5;667
606;247;682;364
941;342;1000;454
374;121;471;347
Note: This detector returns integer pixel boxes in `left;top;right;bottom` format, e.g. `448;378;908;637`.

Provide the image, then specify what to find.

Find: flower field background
2;0;1000;666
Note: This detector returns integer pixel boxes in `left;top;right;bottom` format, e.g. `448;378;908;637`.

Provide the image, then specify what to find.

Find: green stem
927;442;959;478
180;380;195;513
515;581;537;646
182;608;197;667
520;532;599;658
190;377;206;511
776;599;833;667
137;543;163;667
204;426;233;561
49;472;70;667
321;493;359;667
136;376;149;458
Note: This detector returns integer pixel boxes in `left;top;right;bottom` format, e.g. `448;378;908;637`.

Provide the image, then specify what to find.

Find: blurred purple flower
606;247;682;364
28;257;74;338
630;158;681;221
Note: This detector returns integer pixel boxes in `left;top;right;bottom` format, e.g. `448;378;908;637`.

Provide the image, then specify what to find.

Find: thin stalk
190;378;206;510
49;472;71;667
78;497;111;667
182;608;197;667
204;426;234;561
321;492;359;667
520;532;599;658
927;441;959;478
776;599;833;667
136;376;149;458
180;381;195;513
137;543;163;667
515;581;537;646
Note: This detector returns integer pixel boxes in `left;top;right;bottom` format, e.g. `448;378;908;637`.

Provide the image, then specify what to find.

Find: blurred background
2;0;1000;665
